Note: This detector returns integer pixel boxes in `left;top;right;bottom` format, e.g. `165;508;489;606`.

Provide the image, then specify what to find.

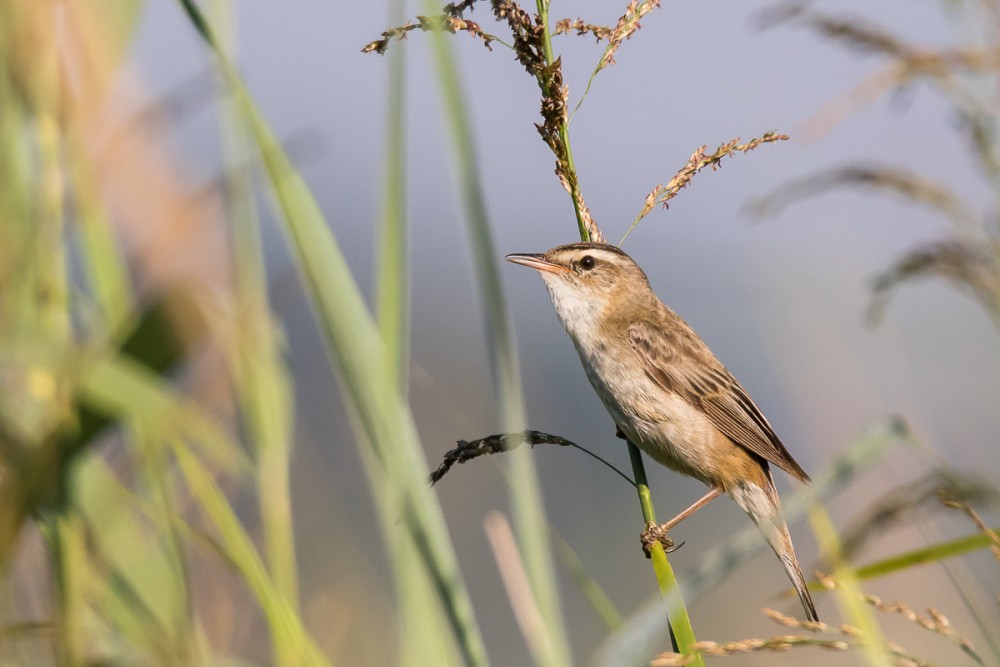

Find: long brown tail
730;468;818;622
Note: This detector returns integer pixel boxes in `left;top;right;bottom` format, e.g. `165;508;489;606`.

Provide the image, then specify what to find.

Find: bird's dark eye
579;255;596;271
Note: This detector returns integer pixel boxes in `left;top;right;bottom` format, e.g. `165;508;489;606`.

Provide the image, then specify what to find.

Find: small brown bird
507;242;817;621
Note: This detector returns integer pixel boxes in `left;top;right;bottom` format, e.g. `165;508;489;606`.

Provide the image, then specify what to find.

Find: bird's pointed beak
505;253;570;274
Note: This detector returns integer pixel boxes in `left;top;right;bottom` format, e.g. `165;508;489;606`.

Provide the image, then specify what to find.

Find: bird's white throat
539;272;603;343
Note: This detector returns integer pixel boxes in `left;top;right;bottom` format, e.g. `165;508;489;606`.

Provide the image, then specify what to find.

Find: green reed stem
627;443;704;666
536;0;590;242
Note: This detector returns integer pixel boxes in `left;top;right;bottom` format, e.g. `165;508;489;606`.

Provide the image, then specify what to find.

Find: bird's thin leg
662;487;723;531
641;487;723;557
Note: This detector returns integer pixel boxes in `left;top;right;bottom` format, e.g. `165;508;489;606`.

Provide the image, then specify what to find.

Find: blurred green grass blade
374;3;459;664
62;297;191;461
0;31;31;275
129;420;196;658
592;597;680;667
9;86;73;455
171;439;329;667
349;413;462;667
0;301;201;568
77;453;196;663
35;117;71;344
849;523;997;666
79;0;147;58
175;2;491;664
376;0;410;391
238;87;487;666
551;531;623;631
49;511;87;667
79;353;245;475
226;143;302;653
425;6;572;665
854;528;1000;580
208;0;301;647
810;506;893;667
68;150;133;332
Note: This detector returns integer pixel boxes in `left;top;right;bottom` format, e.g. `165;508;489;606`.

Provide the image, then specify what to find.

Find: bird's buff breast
543;275;724;484
572;334;721;485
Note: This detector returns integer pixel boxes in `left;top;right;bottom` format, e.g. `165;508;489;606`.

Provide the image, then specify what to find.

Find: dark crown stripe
555;242;630;258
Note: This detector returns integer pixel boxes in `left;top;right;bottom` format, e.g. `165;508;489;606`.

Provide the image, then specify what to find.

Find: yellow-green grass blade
70;345;240;595
854;528;1000;580
245;66;485;667
373;2;459;664
76;453;199;663
68;149;134;333
175;2;490;664
377;0;410;391
35;115;71;343
551;531;623;631
810;506;893;667
72;354;253;657
171;440;329;667
78;353;245;476
843;519;1000;664
0;17;73;448
47;510;87;666
0;300;196;568
425;7;572;666
207;0;301;651
128;419;197;658
240;92;486;666
0;20;32;297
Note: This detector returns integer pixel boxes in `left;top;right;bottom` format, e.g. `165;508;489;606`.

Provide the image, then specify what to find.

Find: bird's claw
641;521;682;558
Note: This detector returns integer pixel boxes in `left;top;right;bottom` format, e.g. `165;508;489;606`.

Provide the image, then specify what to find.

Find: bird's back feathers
627;315;811;483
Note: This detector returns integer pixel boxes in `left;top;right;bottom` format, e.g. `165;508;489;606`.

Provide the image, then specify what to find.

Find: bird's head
506;242;652;336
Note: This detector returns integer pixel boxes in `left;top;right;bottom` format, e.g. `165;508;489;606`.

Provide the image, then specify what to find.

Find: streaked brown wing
628;319;810;483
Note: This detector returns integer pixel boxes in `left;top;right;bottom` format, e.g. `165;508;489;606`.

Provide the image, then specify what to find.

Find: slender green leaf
77;453;198;664
208;4;301;660
425;6;572;666
374;3;459;664
49;511;87;667
171;440;329;667
550;531;623;631
69;150;133;333
78;353;246;476
855;529;1000;580
175;2;490;664
376;0;410;391
811;507;893;667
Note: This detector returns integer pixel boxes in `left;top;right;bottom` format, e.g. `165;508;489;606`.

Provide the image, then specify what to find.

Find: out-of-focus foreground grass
0;0;320;664
2;0;513;664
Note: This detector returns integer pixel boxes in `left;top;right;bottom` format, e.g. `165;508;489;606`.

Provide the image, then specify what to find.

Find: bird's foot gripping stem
641;521;683;558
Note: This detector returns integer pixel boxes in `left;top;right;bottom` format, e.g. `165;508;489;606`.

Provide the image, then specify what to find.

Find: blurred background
1;0;997;665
